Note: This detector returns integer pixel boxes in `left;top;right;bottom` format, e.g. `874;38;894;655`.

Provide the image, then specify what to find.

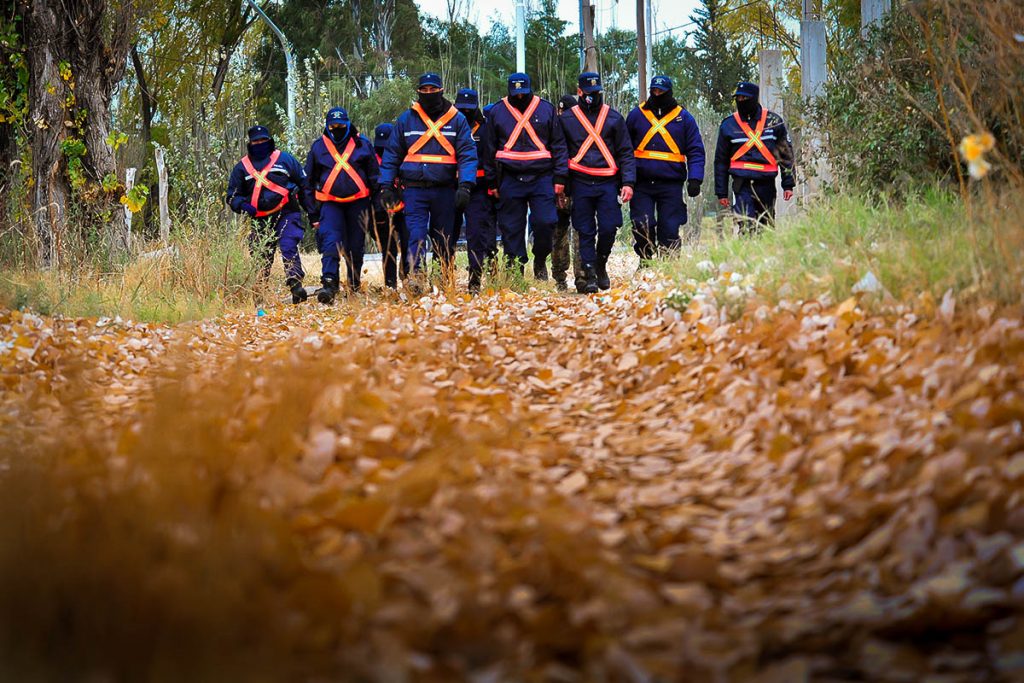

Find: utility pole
515;0;526;72
861;0;892;33
247;0;296;143
636;0;647;98
581;0;598;72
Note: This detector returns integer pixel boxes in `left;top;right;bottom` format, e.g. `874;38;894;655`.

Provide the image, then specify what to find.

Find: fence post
124;167;137;246
154;145;171;243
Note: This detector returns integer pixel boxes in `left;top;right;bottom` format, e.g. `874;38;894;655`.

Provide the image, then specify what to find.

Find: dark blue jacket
714;106;795;197
484;97;568;182
226;147;309;216
380;103;478;187
559;104;636;187
467;117;493;190
304;129;378;223
626;103;705;183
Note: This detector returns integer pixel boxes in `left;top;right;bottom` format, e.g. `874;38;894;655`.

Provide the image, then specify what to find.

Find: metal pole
579;0;586;70
247;0;296;142
636;0;647;100
644;0;653;87
515;0;527;73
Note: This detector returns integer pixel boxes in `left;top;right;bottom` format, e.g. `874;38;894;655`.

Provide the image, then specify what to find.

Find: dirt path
1;281;1023;681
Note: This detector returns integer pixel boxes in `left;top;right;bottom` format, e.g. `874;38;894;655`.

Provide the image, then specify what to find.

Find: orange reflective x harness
472;122;485;179
568;104;618;177
315;136;370;203
494;96;552;162
375;152;405;214
729;108;778;173
240;149;289;217
634;105;687;164
405;103;458;165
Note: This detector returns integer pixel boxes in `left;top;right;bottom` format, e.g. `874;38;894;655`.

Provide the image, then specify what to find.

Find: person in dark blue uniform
551;94;582;292
626;75;705;264
304;107;378;302
453;88;498;293
226;124;311;304
379;72;478;294
559;72;636;293
371;123;408;290
714;82;795;233
483;72;568;279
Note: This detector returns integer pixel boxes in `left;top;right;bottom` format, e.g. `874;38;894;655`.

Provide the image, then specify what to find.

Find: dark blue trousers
629;179;686;258
371;205;408;288
456;188;497;275
249;210;305;282
571;179;622;265
404;185;455;272
497;175;557;265
318;199;370;287
732;177;777;230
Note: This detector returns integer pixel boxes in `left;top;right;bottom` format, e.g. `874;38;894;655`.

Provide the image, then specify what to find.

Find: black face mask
509;93;532;112
418;91;445;117
737;98;759;119
582;92;603;111
647;91;677;117
328;125;349;143
248;139;273;162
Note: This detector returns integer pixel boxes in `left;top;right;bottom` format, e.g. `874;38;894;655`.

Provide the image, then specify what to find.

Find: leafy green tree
689;0;753;114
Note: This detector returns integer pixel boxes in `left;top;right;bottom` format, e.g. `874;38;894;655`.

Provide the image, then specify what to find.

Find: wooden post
124;167;136;246
582;0;599;72
154;145;170;243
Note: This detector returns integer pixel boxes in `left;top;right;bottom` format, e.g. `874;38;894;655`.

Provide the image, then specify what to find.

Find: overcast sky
414;0;703;41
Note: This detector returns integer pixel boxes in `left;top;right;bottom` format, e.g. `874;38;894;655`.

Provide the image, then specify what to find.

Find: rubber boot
287;278;308;304
582;264;599;294
316;275;339;304
595;256;611;291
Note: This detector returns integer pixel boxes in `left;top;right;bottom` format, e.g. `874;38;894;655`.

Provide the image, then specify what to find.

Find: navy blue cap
374;122;393;147
326;107;350;126
558;94;577;112
578;72;602;94
418;72;443;89
247;125;271;142
508;72;532;96
650;75;673;92
454;88;479;110
734;81;759;99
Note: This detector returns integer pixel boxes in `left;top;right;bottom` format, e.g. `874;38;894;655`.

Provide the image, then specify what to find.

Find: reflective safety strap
634;105;686;163
729;109;778;173
568;105;618;177
405;104;458;164
494;96;553;162
315;136;370;203
240;149;290;217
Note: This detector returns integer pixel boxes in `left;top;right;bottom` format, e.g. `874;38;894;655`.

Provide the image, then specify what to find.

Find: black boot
575;274;588;294
316;275;339;304
555;279;568;292
468;268;482;294
595;256;611;291
582;264;599;294
287;278;308;304
533;259;548;281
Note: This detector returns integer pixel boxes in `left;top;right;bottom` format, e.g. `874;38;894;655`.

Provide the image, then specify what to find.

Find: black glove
455;182;473;210
379;184;401;211
687;179;702;198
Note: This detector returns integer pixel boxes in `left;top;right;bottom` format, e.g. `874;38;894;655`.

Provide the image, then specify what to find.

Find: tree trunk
131;44;155;146
24;0;138;266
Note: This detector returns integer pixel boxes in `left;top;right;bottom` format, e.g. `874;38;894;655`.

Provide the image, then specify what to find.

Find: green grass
658;187;1024;306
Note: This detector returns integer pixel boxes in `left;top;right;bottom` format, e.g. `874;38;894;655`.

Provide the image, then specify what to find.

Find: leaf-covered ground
1;275;1023;682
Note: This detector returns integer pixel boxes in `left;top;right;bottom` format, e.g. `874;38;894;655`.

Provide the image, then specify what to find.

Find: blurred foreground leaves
1;281;1023;681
